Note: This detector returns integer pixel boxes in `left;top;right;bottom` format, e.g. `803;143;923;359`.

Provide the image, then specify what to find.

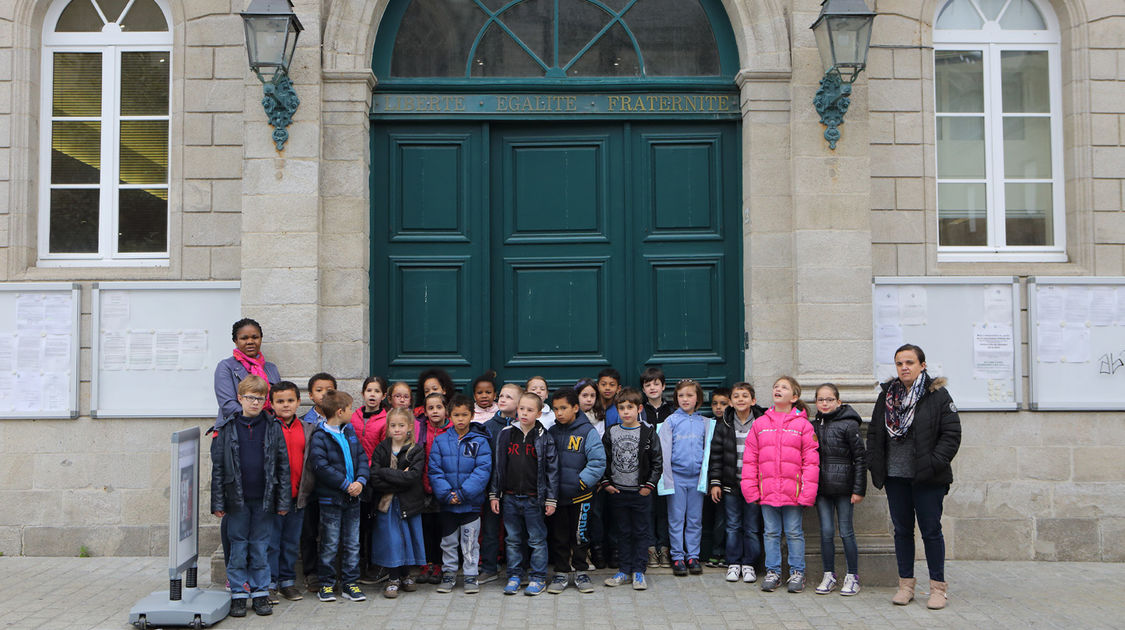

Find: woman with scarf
214;318;282;426
868;344;961;610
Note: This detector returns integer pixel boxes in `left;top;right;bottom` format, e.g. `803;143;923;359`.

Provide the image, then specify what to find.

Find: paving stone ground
0;557;1120;629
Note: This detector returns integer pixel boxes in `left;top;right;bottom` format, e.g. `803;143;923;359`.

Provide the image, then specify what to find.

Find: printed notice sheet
973;322;1014;380
899;286;927;326
984;285;1012;324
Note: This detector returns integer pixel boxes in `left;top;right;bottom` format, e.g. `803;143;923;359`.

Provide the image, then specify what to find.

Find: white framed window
39;0;172;267
933;0;1065;262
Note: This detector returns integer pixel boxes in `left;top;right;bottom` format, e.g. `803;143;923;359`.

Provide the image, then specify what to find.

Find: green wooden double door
371;120;743;390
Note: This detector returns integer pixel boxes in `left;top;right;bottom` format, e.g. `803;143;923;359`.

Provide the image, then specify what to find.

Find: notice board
1028;277;1125;410
0;283;80;418
872;277;1021;411
91;282;240;417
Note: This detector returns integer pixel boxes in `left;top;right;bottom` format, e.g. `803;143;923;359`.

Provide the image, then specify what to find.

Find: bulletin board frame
873;276;1022;411
1028;276;1125;411
0;282;81;419
91;281;241;418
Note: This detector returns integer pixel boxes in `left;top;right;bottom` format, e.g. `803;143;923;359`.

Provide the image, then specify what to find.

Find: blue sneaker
632;572;647;590
503;576;521;595
524;580;546;596
603;571;631;587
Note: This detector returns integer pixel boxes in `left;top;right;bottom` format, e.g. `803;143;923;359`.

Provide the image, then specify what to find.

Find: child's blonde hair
237;375;268;396
386;407;416;446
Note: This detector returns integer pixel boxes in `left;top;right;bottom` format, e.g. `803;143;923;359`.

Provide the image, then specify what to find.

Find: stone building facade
0;0;1122;562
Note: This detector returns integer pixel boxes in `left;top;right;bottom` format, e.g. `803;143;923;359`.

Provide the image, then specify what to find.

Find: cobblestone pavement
0;557;1120;629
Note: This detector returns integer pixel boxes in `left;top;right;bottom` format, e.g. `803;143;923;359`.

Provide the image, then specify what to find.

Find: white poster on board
973;322;1014;379
899;286;927;326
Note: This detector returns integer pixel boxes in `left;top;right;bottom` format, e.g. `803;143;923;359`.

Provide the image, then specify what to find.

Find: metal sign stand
129;428;230;628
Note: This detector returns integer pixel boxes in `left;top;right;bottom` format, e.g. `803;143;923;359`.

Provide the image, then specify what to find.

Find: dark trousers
502;495;549;581
359;499;375;574
885;477;948;581
299;501;320;584
479;504;502;574
548;500;593;573
701;496;727;559
611;490;652;574
225;503;273;598
268;506;304;588
589;491;617;552
723;484;762;566
422;511;441;564
816;494;858;575
651;494;670;548
318;502;361;586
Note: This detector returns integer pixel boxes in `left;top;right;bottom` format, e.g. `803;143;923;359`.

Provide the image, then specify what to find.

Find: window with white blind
39;0;172;266
933;0;1064;262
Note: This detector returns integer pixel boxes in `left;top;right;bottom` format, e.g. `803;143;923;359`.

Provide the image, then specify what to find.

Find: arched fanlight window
40;0;172;265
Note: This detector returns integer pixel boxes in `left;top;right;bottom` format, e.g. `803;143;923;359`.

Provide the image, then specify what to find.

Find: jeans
611;491;653;574
479;505;502;574
761;505;805;574
318;502;361;587
723;485;762;566
885;477;948;581
502;495;549;581
268;506;304;588
225;503;273;599
440;512;481;577
815;494;858;575
548;500;592;573
667;481;704;561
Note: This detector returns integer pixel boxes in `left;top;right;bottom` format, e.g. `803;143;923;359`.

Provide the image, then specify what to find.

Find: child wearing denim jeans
488;392;559;596
308;390;370;603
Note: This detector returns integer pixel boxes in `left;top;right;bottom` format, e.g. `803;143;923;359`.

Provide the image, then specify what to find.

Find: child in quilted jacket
740;376;819;595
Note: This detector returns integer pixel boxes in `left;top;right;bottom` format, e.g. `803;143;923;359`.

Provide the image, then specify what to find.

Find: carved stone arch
320;0;794;77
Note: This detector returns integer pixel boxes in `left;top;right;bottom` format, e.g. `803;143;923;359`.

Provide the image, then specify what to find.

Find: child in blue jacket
658;379;715;577
428;394;492;595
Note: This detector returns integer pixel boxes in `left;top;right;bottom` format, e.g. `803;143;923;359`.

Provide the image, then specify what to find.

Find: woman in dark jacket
810;384;866;596
867;344;961;610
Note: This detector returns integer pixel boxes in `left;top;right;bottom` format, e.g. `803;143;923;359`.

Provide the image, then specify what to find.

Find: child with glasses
210;375;291;618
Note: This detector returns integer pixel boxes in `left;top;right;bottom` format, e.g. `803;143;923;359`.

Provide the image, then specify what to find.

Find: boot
892;577;916;605
927;580;948;610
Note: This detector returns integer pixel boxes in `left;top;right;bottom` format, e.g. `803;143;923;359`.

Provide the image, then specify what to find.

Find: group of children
210;366;868;616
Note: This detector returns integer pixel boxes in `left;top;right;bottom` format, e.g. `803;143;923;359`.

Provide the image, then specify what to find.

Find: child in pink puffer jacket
740;376;819;594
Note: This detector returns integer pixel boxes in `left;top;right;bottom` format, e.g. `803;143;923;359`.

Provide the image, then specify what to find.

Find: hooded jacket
210;412;291;515
547;412;607;504
368;438;427;518
428;424;493;512
740;406;820;507
600;422;663;493
656;408;715;495
308;421;370;508
708;404;767;494
867;376;962;489
812;404;867;497
488;422;560;509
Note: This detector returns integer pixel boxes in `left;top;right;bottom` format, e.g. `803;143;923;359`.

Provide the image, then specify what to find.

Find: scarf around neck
233;348;272;411
884;370;930;439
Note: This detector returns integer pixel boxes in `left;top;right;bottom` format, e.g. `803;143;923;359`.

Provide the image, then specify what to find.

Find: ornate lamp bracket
813;70;851;150
261;74;300;151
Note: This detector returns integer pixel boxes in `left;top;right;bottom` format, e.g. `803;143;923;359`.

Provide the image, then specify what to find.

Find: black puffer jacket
708;405;766;494
210;413;291;515
812;404;867;497
367;439;427;518
867;376;962;489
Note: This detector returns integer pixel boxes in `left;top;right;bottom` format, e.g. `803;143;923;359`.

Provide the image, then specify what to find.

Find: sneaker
306;579;319;594
267;589;280;605
761;571;782;592
574;572;595;593
687;558;703;575
632;573;647;590
478;571;499;585
229;598;247;617
400;576;417;592
251;596;273;616
525;580;547;596
426;564;443;584
358;567;389;585
815;572;837;594
341;583;366;602
383;579;399;599
672;560;688;576
436;572;456;593
317;585;336;602
840;573;860;596
658;547;671;568
604;571;631;587
717;557;728;567
279;585;304;601
726;565;741;582
787;571;805;593
548;573;569;594
464;576;480;594
705;557;720;568
504;576;521;595
647;546;660;568
742;565;757;583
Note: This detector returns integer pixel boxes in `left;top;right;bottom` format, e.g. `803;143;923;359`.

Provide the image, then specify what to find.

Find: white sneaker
815;571;837;594
725;565;741;582
840;573;860;596
741;565;756;583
